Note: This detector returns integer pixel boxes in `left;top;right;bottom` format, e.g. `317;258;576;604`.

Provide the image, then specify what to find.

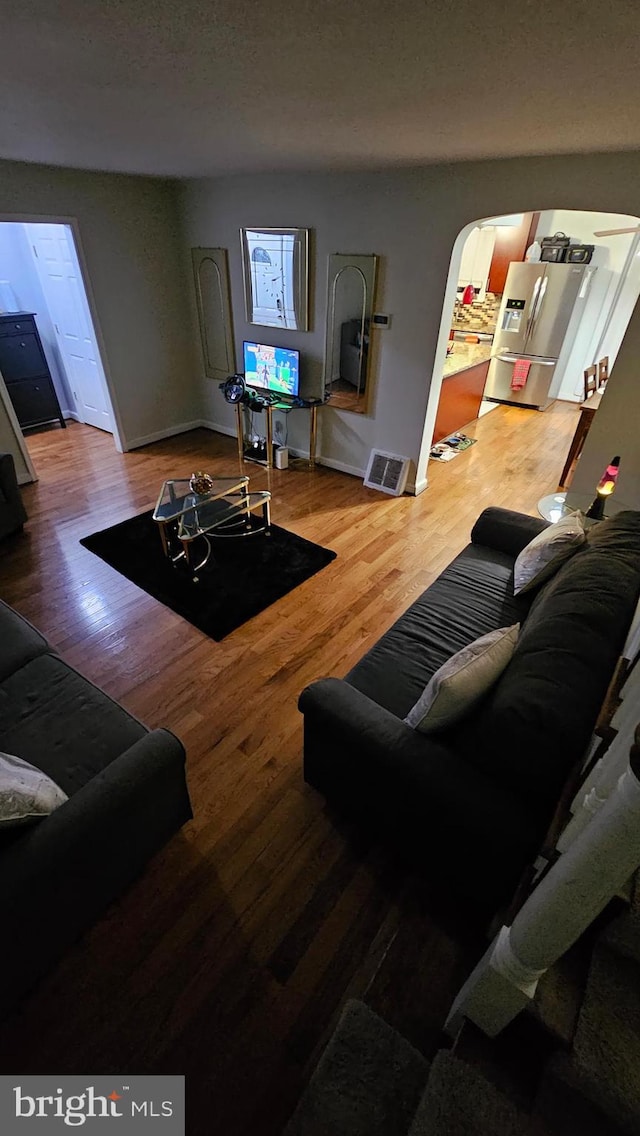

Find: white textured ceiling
1;0;639;177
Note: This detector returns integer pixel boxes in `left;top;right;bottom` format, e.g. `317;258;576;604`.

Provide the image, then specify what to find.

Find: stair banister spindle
446;724;640;1038
560;604;640;851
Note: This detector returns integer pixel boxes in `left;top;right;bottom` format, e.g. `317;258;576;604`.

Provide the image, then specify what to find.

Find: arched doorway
417;208;640;480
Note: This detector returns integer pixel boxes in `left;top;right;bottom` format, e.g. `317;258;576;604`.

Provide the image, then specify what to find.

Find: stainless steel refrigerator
484;262;596;410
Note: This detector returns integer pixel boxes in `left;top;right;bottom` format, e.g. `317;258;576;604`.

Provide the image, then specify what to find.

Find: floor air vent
364;451;410;496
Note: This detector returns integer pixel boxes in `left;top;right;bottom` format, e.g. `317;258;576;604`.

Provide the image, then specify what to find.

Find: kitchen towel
511;359;531;390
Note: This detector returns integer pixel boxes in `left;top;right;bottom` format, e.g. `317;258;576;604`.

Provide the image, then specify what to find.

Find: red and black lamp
585;456;621;521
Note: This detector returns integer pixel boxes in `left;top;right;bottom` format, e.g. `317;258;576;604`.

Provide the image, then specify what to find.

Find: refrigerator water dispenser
502;309;522;332
501;297;526;332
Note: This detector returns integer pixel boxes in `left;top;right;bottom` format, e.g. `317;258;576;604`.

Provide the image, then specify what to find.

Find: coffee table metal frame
153;476;271;577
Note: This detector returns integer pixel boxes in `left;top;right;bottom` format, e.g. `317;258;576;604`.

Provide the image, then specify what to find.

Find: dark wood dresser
0;312;66;430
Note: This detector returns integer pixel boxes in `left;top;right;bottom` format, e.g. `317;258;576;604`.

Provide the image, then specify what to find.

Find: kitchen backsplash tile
452;292;501;332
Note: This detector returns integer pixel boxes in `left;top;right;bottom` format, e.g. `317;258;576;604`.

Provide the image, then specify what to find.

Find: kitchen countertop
443;340;492;378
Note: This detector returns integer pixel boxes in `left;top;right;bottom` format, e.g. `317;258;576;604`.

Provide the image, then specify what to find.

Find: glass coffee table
153;476;271;577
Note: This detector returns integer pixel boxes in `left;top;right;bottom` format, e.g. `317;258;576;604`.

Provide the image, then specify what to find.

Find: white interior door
25;223;112;432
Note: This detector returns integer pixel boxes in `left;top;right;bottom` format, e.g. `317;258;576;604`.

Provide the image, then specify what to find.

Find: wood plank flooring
0;403;576;1135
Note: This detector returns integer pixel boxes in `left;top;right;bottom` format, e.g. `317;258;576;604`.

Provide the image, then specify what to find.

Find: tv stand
235;398;322;470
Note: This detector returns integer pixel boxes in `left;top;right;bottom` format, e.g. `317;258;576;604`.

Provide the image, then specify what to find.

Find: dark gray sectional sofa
0;600;192;1014
299;507;640;911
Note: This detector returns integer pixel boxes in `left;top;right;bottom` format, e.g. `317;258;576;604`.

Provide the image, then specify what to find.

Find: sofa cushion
0;751;68;828
405;624;519;734
457;510;640;809
0;654;147;795
0;600;50;682
513;511;586;595
346;544;531;718
584;508;640;554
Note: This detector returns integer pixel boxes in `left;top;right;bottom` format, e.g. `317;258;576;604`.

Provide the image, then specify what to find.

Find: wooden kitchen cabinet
433;359;490;444
487;213;539;295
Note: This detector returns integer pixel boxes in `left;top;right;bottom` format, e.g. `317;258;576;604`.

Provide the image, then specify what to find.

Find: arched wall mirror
192;248;236;380
324;253;378;414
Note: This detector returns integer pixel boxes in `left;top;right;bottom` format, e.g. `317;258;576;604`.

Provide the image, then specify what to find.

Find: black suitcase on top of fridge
540;231;571;262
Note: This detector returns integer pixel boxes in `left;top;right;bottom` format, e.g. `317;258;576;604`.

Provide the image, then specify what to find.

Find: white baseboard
201;422;366;481
200;419;237;438
411;476;429;496
122;420;206;451
120;421;414;496
123;418;242;451
313;454;365;480
203;423;364;479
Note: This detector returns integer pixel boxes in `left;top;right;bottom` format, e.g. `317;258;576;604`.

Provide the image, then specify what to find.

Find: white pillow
514;511;587;596
0;752;68;829
404;624;519;735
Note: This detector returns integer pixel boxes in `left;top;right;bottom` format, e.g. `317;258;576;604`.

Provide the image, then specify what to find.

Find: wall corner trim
410;475;429;496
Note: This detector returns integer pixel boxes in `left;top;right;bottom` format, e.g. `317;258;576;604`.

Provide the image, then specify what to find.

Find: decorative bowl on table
189;472;214;496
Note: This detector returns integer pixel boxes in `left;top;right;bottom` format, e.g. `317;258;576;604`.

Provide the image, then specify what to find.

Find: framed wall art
240;227;309;331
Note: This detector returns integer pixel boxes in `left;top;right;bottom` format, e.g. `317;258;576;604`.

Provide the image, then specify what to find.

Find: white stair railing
446;719;640;1039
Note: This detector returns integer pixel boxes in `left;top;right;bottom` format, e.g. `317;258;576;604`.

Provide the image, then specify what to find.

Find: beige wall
0;160;199;449
535;209;640;399
4;151;637;495
566;292;640;515
181;151;640;492
181;170;431;482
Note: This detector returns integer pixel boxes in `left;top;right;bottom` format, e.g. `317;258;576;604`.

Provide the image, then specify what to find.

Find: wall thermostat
372;313;391;329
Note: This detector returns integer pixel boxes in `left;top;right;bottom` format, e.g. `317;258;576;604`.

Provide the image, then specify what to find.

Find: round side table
537;492;572;523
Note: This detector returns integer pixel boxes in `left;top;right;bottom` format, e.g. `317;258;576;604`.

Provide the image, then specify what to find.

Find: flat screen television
243;341;300;400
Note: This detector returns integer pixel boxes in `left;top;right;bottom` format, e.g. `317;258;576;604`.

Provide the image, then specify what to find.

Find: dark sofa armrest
0;728;192;1015
471;506;549;559
0;451;27;536
299;678;538;904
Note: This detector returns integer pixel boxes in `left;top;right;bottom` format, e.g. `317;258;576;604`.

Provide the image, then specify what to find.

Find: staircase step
408;1051;530;1136
597;908;640;966
527;905;620;1046
535;1051;625;1136
283;999;428;1136
528;948;587;1045
568;918;640;1133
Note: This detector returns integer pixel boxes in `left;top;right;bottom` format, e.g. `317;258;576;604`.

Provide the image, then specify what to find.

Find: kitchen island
434;338;492;443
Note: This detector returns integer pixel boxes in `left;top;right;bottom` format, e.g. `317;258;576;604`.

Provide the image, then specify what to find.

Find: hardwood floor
0;404;576;1134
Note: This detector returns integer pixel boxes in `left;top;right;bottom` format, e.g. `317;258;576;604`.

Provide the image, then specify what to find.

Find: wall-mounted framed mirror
192;248;236;380
240;227;309;331
324;253;378;414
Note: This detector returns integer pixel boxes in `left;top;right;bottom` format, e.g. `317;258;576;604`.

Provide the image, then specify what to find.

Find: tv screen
243;341;300;399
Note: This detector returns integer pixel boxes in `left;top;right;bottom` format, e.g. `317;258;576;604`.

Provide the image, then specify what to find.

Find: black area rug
80;510;336;641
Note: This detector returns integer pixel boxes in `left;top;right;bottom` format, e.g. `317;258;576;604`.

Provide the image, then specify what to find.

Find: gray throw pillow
0;751;68;829
513;511;586;595
404;624;520;735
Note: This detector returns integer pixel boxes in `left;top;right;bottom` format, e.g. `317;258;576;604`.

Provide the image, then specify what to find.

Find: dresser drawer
6;377;61;427
0;333;48;381
0;316;36;337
